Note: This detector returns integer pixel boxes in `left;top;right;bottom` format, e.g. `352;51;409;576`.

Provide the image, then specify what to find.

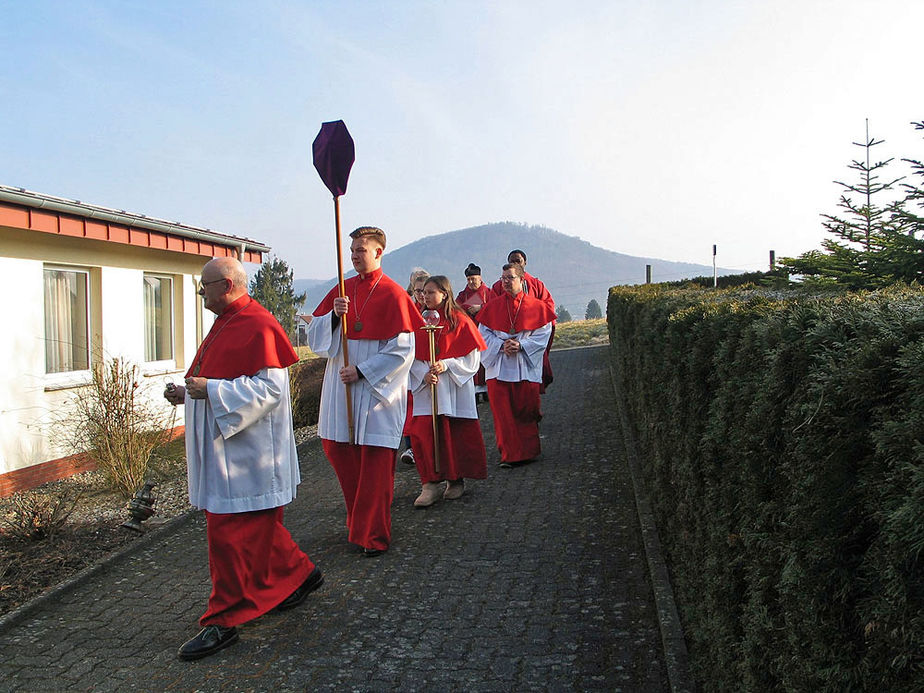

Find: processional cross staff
312;120;356;444
421;309;444;474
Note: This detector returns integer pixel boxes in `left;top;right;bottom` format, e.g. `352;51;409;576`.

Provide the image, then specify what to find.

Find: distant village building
0;184;269;496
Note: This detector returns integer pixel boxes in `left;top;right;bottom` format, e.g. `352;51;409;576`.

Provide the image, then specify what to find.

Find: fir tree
781;121;909;288
556;305;573;323
249;255;307;340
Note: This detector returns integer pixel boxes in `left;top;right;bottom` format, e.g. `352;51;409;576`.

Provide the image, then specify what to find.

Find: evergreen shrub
607;284;923;691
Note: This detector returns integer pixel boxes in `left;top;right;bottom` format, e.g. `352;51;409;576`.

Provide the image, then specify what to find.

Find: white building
0;185;269;496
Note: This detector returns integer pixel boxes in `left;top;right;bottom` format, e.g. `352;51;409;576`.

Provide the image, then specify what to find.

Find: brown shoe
443;480;465;500
414;482;444;508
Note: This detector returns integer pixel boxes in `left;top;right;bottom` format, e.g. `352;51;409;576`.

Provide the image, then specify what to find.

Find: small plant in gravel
0;487;82;541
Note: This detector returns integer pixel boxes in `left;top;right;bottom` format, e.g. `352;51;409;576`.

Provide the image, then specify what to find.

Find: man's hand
333;296;350;317
502;338;521;356
185;377;209;399
163;384;186;406
339;365;359;383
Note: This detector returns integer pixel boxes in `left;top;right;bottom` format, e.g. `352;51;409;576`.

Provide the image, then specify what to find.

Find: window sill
142;362;181;378
44;370;92;391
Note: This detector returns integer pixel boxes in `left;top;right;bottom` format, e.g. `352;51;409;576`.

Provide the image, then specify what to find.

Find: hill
298;222;738;317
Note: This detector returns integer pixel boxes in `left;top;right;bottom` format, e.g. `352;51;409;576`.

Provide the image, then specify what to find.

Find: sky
3;0;924;280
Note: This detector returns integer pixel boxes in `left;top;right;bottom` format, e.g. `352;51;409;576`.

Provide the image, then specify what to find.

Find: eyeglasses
197;278;228;294
413;288;425;295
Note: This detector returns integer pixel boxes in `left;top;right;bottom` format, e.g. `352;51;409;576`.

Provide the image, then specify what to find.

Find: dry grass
552;318;609;349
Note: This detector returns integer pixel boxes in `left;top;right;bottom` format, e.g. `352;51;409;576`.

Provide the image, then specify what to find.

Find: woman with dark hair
408;275;488;507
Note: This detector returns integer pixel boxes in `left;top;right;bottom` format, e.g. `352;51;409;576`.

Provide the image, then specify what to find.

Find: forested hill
296;222;736;318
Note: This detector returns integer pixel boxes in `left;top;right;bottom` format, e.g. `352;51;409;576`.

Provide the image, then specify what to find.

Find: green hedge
607;284;923;691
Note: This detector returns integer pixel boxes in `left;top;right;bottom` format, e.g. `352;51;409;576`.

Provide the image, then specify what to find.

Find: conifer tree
556;305;572;323
781;121;909;288
585;299;602;320
249;255;307;340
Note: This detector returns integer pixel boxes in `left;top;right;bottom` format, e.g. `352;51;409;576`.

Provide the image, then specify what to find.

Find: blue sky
3;1;924;279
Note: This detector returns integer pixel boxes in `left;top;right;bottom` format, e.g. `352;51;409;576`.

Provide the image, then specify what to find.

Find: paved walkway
0;345;680;692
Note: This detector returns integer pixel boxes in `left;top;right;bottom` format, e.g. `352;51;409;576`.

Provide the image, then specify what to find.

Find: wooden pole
333;195;355;444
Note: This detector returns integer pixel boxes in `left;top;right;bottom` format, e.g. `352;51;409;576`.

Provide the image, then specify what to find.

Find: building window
43;267;90;374
144;275;174;362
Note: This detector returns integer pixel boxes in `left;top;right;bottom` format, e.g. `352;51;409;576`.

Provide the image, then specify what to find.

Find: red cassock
478;292;556;464
313;269;424;551
490;272;556;391
408;309;488;483
188;295;314;628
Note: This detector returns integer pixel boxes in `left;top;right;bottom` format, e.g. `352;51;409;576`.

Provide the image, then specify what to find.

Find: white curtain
44;269;88;373
144;275;173;361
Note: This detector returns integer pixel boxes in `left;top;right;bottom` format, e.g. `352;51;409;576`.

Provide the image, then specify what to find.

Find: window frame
43;265;91;381
143;273;175;366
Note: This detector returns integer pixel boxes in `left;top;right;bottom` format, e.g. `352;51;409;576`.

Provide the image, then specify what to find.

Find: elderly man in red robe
479;262;556;467
308;227;424;556
164;256;320;661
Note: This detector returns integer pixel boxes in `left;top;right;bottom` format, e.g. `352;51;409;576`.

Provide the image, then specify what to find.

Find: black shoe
363;547;385;557
276;567;324;611
178;625;239;661
498;462;512;469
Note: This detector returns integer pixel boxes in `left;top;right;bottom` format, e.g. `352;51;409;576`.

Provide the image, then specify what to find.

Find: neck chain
352;273;383;332
506;293;522;333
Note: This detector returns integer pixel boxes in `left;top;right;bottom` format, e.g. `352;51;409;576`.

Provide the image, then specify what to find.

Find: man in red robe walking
164;256;320;661
478;262;556;467
490;249;556;391
307;227;424;556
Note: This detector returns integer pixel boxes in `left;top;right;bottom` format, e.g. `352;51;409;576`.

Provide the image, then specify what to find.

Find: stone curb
609;361;697;693
0;508;198;633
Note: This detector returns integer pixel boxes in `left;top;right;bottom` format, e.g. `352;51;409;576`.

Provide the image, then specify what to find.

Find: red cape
187;295;298;379
313;268;424;340
478;291;556;334
456;284;493;323
414;308;487;362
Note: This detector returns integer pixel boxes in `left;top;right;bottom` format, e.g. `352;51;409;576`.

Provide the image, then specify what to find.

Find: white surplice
307;312;416;449
184;367;300;514
479;322;552;384
408;350;480;419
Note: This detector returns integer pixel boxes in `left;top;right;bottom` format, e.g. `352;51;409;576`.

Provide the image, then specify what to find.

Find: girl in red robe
408;275;488;507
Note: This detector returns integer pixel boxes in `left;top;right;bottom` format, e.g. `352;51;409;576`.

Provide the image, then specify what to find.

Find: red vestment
409;309;487;482
200;508;315;627
489;273;555;391
479;292;554;463
190;295;310;627
187;295;297;378
313;269;424;551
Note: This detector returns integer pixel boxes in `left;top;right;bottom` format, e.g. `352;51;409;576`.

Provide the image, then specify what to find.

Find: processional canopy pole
312;120;356;443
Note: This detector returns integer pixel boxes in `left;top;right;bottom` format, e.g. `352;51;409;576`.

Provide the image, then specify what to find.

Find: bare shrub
290;358;325;429
0;487;82;541
57;358;176;499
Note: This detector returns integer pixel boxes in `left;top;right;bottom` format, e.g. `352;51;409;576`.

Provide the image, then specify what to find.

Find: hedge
607;284;923;691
